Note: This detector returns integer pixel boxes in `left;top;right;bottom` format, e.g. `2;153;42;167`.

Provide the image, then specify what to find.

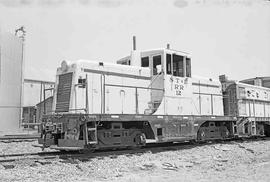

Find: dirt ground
0;139;270;182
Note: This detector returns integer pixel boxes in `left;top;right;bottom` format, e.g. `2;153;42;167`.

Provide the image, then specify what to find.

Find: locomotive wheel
197;129;206;141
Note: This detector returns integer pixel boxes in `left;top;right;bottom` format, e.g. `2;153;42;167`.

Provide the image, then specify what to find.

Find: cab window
186;57;191;77
120;59;130;65
173;54;184;77
141;57;149;67
153;55;162;75
166;54;172;74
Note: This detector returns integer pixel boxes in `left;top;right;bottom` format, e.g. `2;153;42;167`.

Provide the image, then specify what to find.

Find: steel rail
0;136;269;164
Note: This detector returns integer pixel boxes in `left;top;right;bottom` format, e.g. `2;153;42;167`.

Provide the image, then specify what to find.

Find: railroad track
0;151;63;163
0;136;269;164
0;134;40;143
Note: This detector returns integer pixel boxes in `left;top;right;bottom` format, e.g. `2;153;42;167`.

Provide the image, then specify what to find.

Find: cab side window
141;57;149;67
173;54;184;77
119;59;130;65
153;55;162;75
186;57;191;77
166;54;172;74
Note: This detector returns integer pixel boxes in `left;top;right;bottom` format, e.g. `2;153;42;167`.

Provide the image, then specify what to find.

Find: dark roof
240;76;270;82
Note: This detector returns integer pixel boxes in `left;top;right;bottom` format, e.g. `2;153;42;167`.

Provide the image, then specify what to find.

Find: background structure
0;31;23;134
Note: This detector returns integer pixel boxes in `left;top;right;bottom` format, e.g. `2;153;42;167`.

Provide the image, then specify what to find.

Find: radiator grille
55;72;73;112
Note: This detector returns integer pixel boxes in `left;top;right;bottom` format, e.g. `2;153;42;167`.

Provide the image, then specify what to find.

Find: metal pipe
105;83;164;91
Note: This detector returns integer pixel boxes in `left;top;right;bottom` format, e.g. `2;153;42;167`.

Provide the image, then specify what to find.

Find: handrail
105;84;164;91
147;71;163;88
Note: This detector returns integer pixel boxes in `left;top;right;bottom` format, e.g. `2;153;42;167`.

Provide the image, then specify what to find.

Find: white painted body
53;48;224;117
235;82;270;117
154;75;223;116
54;60;151;114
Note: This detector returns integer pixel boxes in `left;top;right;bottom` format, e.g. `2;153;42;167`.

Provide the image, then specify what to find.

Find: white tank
0;31;24;134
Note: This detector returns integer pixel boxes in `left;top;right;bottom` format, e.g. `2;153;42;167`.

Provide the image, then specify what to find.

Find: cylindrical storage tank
0;31;24;134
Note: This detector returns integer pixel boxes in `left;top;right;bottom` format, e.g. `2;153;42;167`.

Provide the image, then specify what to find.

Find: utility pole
15;26;26;129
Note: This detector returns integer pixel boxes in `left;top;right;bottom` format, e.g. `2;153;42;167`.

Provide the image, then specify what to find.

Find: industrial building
0;31;24;134
24;79;54;107
22;79;54;127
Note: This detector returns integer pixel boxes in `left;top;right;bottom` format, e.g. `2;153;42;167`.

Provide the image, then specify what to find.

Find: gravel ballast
1;140;270;182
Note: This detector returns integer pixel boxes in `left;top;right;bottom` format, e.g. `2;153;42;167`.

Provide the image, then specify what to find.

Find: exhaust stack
130;36;140;66
133;36;136;51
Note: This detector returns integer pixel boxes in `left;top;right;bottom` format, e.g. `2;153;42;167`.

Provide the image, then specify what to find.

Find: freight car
37;42;269;151
220;76;270;137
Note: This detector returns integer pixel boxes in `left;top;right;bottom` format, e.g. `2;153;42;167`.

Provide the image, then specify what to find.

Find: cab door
149;53;164;109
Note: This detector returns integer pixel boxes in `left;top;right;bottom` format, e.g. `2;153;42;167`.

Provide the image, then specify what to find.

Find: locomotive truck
37;42;270;151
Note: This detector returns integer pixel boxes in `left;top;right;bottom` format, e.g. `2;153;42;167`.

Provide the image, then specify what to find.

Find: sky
0;0;269;82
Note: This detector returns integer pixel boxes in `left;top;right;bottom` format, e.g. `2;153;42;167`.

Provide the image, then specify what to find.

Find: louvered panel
55;72;73;112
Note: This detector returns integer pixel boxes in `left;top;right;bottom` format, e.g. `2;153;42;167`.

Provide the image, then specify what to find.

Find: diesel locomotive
37;42;270;151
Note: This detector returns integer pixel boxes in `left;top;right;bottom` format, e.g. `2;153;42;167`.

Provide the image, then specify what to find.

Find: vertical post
211;94;213;115
20;38;24;129
39;82;42;121
15;26;26;129
264;102;266;117
74;81;77;113
103;75;105;114
40;82;42;104
84;74;89;145
84;120;88;144
43;83;46;115
100;74;103;114
27;107;30;133
85;74;89;114
253;99;255;117
135;87;138;114
183;56;186;77
0;43;1;83
249;101;251;117
199;81;201;115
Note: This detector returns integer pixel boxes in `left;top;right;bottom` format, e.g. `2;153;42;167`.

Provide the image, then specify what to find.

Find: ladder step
89;141;97;144
88;128;96;131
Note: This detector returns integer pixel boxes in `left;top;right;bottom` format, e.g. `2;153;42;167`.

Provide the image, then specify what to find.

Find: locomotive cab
141;49;192;114
118;47;224;116
117;48;192;114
